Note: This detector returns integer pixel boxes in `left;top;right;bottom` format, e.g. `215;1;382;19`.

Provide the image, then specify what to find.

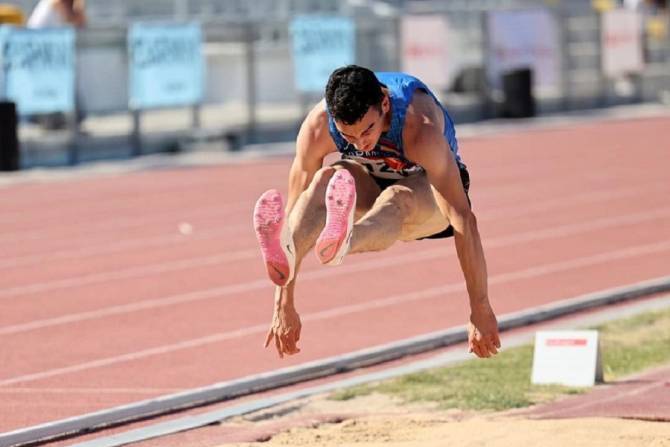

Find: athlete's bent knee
377;185;415;215
309;166;336;190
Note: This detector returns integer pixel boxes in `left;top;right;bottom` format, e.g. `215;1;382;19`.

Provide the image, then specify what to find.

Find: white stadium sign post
486;9;561;95
531;330;603;387
601;9;644;78
401;15;451;91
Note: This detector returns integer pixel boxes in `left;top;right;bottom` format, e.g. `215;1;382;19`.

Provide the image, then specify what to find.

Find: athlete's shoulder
405;91;443;133
402;91;446;157
303;99;329;127
297;99;336;154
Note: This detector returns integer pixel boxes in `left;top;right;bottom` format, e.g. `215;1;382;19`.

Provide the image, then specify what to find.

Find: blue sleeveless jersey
327;72;462;180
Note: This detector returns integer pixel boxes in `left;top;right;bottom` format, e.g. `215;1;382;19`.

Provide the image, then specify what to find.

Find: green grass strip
329;306;670;411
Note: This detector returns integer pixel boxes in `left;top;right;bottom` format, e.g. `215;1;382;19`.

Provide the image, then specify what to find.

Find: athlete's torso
327;72;461;180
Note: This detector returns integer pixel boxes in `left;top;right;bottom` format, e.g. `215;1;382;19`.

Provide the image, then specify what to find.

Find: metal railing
4;4;669;168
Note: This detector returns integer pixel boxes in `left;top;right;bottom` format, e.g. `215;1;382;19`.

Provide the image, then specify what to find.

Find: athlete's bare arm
403;92;500;358
264;100;336;358
285;100;337;214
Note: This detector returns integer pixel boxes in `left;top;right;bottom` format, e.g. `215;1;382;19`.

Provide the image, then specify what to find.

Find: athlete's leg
288;160;380;262
348;171;449;254
255;160;380;285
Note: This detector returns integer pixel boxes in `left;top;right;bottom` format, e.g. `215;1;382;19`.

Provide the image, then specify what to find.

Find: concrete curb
2;275;670;447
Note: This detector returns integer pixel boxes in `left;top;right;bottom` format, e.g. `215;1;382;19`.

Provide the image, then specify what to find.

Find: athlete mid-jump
253;65;500;359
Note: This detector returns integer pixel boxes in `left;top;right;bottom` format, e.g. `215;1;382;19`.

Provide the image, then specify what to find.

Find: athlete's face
335;95;390;152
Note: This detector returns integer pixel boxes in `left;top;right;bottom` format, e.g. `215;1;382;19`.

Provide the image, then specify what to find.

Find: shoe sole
315;170;356;265
253;189;295;286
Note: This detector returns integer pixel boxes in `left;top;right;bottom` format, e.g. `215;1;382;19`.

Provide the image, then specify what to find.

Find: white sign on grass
531;330;602;387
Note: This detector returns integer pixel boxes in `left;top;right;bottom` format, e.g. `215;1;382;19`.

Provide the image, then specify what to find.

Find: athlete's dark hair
325;65;384;125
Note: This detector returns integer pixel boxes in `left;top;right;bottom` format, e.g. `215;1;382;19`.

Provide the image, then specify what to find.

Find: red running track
526;364;670;420
0;116;669;432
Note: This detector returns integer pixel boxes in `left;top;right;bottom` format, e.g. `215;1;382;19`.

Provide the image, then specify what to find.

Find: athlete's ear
381;94;390;114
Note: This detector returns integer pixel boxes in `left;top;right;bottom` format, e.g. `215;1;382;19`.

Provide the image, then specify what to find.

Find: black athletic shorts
371;164;471;240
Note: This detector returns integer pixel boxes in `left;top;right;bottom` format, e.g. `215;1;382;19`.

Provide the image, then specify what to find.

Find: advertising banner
128;22;204;109
0;26;75;115
290;16;355;93
602;9;643;77
401;15;451;91
486;9;561;93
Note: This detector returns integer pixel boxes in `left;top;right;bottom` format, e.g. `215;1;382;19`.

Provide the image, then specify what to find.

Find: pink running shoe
253;189;295;287
315;169;356;265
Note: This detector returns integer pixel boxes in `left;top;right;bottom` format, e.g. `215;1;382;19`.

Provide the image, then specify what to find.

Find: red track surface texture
1;117;669;432
526;364;670;420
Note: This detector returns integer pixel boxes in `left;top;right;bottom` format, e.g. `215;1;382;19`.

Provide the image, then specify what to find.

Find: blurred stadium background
0;0;668;168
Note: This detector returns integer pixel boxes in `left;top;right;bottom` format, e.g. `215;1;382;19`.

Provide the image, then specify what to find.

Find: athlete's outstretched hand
264;289;302;358
468;300;501;358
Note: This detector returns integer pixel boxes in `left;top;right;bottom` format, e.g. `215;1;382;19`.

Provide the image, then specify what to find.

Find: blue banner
128;22;204;109
290;16;355;93
0;26;75;115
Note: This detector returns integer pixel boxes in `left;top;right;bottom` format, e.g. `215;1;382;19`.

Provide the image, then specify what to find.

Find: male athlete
253;65;500;359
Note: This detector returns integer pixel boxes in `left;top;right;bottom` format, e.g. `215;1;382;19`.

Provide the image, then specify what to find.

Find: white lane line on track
0;227;245;271
0;179;252;223
0;218;249;247
0;387;185;395
0;203;252;242
1;204;669;301
1;207;670;333
0;173;531;244
1;239;670;386
0;164;518;226
532;380;666;418
0;186;520;252
0;182;652;269
5;175;661;258
479;181;665;220
0;249;257;299
0;201;252;245
0;181;654;270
